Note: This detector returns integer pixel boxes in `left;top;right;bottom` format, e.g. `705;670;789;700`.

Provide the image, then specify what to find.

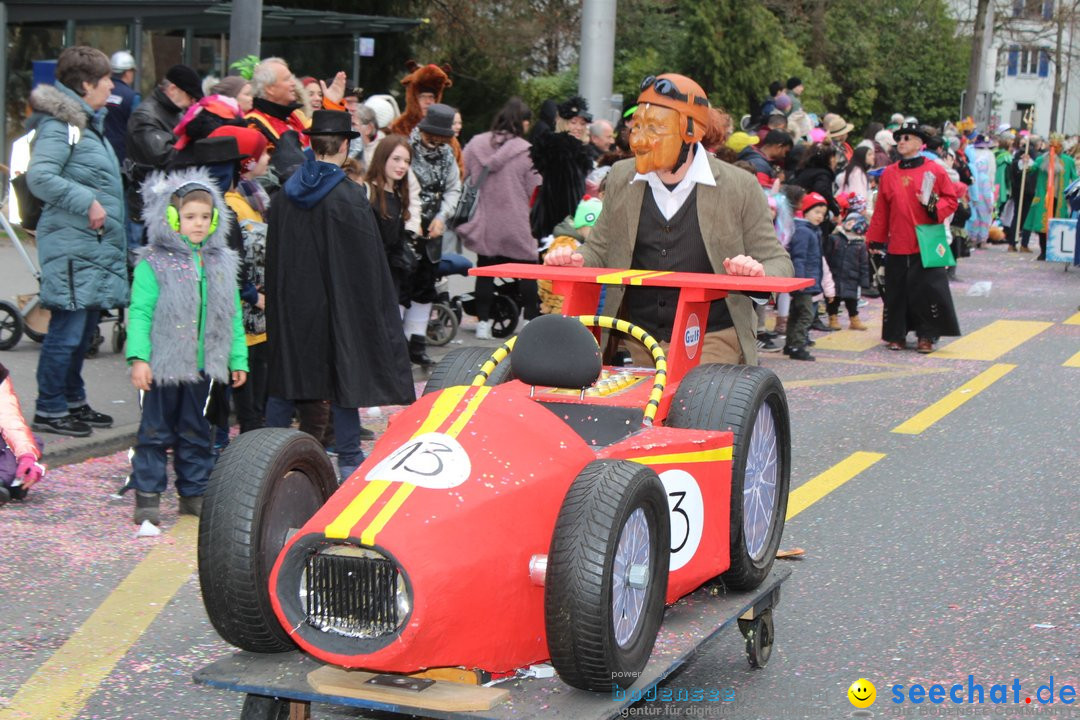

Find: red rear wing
469;263;813;386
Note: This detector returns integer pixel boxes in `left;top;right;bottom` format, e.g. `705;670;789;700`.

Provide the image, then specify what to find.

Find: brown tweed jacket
580;155;794;365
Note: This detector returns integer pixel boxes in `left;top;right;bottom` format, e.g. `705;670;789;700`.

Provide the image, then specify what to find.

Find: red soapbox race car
198;265;812;692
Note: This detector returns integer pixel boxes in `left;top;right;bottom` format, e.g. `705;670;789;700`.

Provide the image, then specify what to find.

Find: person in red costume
0;364;44;503
545;73;793;365
866;122;961;353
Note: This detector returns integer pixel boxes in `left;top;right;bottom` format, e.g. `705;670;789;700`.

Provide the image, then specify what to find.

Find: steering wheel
469;315;668;426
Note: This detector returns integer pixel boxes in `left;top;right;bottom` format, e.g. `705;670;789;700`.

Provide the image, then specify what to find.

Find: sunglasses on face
640;75;709;108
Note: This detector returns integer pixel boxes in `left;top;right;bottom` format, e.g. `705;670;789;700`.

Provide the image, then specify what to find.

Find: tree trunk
962;0;990;119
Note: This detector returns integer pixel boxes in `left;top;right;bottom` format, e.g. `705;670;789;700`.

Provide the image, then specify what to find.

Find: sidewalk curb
47;424;139;469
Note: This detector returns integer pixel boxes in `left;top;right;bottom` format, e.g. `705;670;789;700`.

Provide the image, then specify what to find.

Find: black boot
408;334;434;366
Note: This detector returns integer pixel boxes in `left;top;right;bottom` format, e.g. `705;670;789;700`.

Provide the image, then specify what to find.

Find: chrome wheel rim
612;507;650;648
743;403;779;561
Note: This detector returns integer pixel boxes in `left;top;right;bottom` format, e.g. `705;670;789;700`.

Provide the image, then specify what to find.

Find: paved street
0;243;1077;720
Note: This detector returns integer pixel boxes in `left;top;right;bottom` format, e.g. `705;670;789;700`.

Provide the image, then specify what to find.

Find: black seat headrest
511;315;602;388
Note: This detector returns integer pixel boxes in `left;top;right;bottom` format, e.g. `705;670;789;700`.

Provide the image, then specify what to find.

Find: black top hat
416;103;456;137
303;110;362;139
893;121;929;143
179;136;249;166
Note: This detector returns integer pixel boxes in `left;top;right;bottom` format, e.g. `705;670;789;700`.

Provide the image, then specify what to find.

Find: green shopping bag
915;224;956;268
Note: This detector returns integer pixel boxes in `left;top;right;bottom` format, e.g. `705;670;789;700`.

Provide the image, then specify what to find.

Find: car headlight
299;544;410;638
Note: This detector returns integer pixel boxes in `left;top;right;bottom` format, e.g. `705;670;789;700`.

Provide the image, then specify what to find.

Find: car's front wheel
545;460;670;691
198;428;338;652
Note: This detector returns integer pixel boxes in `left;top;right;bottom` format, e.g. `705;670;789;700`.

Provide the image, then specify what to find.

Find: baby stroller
425;253;469;347
451;276;521;339
0;169;126;353
864;243;886;298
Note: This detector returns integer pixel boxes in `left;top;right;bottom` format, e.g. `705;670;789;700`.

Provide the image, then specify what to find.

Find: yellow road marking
808;329;883;352
932;320;1052;360
1064;311;1080;325
787;452;886;520
631;447;733;465
0;519;197;720
785;367;951;390
892;363;1016;434
1064;350;1080;367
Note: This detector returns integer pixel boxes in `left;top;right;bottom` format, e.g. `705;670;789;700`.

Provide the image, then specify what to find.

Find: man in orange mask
545;74;793;364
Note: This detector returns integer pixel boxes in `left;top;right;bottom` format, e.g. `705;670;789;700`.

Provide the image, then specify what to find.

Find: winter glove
15;454;43;489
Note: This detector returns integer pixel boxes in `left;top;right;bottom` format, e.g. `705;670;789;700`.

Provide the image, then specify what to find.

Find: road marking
932;320;1052;360
808;329;882;352
0;518;197;720
785;366;951;390
787;452;886;520
892;363;1016;434
1065;311;1080;325
1064;350;1080;367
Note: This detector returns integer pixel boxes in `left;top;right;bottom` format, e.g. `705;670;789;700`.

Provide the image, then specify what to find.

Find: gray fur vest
138;168;239;385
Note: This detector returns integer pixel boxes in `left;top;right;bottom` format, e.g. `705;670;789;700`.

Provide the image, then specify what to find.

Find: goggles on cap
636;74;711;144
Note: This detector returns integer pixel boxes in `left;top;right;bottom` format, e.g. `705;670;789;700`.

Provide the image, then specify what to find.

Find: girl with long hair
364;134;415;309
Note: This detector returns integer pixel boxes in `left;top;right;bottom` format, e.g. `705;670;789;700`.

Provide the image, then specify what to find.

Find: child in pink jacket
0;363;44;503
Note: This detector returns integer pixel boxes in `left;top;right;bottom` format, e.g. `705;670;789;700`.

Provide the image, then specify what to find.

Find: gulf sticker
684;312;701;360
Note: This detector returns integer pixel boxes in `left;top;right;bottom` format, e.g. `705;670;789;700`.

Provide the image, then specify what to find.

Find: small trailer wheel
239;693;290;720
738;609;774;669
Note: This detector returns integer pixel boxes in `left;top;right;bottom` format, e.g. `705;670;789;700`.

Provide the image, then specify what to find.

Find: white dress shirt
631;143;717;220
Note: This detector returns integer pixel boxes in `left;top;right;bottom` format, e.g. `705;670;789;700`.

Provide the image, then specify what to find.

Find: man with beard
866;121;961;353
544;73;793;365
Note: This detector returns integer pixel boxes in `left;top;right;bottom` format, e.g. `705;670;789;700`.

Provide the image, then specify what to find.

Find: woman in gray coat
26;46;127;437
458;98;541;339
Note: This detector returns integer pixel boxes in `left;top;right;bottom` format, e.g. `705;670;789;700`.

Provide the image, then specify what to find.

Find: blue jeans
265;397;363;478
126;220;145;265
35;308;99;417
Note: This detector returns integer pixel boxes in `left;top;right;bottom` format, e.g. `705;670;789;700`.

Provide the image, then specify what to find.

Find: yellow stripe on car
630;447;733;465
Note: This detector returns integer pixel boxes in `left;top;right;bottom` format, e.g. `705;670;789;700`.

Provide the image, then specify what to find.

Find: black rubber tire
0;301;25;351
489;294;520;339
426;302;459;346
739;610;774;669
239;694;291;720
198;428;338;653
422;346;513;396
111;323;126;354
545;460;670;691
665;364;791;591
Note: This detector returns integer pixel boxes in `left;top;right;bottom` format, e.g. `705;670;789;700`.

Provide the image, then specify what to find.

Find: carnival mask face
629;104;684;175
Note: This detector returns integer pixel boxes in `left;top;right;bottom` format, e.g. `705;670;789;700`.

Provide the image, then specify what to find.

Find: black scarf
899;156;926;170
252;96;303;121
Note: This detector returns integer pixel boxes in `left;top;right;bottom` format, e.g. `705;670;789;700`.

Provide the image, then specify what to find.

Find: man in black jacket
264;111;414;479
123;64;202;259
737;129;793;183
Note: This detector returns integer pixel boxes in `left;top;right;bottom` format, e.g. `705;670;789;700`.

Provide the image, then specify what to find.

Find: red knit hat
800;191;828;215
209;126;268;173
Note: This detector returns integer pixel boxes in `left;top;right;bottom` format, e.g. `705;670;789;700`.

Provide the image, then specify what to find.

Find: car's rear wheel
198;428;338;652
545;460;670;691
665;364;790;590
239;694;291;720
422;346;513;396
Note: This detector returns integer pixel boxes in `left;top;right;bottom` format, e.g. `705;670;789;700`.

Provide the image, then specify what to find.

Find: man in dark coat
104;50;139;165
124;64;202;257
265;111;414;478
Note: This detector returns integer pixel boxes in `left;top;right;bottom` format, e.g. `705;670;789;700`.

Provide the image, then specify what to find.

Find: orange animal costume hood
389;61;453;138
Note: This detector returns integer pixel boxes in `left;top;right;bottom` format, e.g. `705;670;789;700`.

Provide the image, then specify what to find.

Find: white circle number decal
365;432;471;489
659;469;704;571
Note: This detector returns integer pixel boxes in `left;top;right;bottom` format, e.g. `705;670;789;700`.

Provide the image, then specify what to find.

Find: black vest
624;187;732;342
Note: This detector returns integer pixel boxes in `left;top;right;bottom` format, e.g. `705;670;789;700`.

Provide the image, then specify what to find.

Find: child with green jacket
126;168;248;525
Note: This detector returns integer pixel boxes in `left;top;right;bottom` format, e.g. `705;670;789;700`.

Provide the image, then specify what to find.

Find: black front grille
304;551;400;638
